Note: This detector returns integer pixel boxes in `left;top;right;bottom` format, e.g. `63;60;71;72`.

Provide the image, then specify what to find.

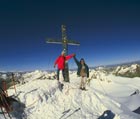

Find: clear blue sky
0;0;140;71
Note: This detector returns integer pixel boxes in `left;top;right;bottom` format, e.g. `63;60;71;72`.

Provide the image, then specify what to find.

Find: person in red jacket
54;50;75;81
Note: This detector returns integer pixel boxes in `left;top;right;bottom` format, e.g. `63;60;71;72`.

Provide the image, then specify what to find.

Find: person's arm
73;56;80;66
65;54;75;61
86;65;89;78
54;56;60;67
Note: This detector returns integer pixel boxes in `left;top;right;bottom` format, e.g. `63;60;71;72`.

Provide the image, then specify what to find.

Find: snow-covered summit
1;69;140;119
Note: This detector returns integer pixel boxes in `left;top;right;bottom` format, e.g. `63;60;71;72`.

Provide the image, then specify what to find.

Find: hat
80;58;84;61
61;50;66;55
80;58;85;63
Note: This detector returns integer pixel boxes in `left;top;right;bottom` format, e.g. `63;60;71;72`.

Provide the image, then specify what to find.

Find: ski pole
12;73;17;94
2;81;8;97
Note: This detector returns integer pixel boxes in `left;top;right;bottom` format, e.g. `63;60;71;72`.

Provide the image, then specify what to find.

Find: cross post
46;25;80;82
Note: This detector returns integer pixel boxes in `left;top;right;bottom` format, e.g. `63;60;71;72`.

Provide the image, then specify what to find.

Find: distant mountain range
0;60;140;80
89;60;140;69
89;60;140;78
105;60;140;68
112;64;140;78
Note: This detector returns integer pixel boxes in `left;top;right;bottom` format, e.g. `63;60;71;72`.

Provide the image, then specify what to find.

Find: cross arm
67;40;80;46
46;39;80;46
46;39;62;44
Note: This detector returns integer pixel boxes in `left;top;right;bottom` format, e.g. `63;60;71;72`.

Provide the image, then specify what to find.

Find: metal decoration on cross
46;25;80;82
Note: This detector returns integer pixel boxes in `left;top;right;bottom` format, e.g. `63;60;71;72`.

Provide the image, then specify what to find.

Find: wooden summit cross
46;25;80;82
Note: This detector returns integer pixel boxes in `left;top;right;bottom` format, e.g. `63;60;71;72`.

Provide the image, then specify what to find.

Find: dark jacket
73;56;89;78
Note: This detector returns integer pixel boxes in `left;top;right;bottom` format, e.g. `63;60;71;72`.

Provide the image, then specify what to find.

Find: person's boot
82;87;86;90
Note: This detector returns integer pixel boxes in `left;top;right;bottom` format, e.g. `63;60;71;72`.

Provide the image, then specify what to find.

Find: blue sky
0;0;140;71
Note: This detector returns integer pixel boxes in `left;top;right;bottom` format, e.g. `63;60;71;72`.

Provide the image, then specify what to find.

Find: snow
1;69;140;119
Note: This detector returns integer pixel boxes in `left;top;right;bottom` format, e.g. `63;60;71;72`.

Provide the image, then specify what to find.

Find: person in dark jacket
73;55;89;90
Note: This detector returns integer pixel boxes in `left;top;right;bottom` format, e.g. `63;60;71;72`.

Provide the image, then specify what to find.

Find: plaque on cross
46;25;80;82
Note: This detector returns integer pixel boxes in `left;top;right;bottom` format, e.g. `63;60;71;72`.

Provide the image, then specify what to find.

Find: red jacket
54;54;74;70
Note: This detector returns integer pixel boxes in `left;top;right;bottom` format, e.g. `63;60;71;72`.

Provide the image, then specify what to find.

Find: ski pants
57;69;65;81
80;76;87;88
